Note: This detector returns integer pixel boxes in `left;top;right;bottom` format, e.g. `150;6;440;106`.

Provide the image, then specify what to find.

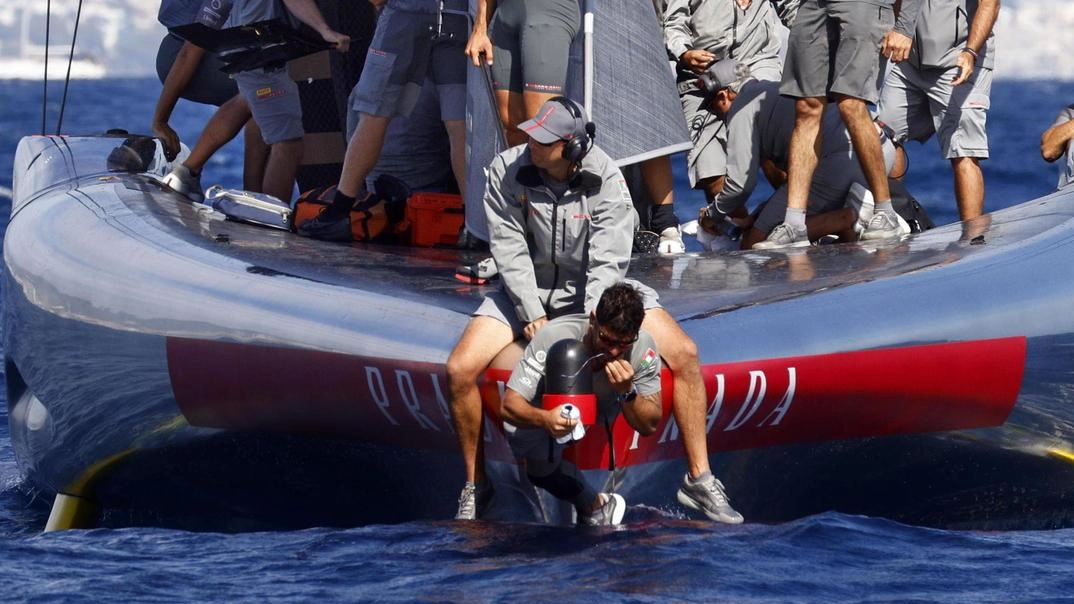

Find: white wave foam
995;1;1074;80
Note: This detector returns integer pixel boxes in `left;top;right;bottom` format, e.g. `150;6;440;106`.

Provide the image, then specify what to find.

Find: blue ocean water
2;77;1074;602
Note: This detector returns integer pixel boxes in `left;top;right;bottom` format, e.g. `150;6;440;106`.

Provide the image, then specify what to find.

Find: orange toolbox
406;192;464;247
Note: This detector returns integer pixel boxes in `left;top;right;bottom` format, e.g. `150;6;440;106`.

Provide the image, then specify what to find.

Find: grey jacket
663;0;787;74
484;145;639;324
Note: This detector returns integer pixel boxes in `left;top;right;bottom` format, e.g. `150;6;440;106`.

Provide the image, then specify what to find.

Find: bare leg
261;138;302;203
446;316;516;485
837;95;890;203
785;97;826;212
641;308;709;479
952;156;985;220
443;119;467;199
497;89;560;146
337;113;393;198
640;156;674;208
184;95;251;173
242;120;269;192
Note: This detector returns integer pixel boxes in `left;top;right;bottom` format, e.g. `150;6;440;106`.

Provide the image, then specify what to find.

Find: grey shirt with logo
507;314;662;423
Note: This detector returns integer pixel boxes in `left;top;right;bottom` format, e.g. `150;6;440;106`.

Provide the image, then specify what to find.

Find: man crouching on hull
501;283;661;526
446;97;743;525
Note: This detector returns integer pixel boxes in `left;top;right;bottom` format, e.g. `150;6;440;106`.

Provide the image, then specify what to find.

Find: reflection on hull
5;135;1074;531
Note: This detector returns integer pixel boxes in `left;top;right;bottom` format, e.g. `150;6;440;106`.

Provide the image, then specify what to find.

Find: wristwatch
617;387;638;404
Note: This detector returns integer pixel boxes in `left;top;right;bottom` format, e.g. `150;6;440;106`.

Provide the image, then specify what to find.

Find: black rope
41;0;51;135
56;0;84;135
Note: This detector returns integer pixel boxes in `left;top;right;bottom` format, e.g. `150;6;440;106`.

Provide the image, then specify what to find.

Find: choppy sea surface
1;78;1074;602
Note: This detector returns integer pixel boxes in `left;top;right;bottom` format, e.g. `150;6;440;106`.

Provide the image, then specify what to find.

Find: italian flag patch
639;347;657;370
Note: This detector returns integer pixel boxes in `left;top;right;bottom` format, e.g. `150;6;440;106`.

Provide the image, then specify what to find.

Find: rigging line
41;0;52;135
56;0;85;135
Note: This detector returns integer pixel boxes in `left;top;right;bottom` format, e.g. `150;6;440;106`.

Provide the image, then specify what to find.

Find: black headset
549;96;596;164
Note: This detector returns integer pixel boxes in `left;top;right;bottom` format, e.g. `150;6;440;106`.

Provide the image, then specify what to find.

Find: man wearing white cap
447;97;743;526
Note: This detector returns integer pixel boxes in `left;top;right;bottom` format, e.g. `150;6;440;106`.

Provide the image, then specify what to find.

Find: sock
784;207;807;231
688;470;714;485
649;203;680;233
324;190;356;219
874;199;896;218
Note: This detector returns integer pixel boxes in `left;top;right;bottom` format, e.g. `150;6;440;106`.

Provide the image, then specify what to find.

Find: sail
566;0;691;167
463;0;691;238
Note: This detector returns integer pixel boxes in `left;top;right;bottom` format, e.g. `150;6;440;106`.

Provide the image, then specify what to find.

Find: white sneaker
162;163;204;203
860;211;910;241
657;226;685;255
752;223;810;250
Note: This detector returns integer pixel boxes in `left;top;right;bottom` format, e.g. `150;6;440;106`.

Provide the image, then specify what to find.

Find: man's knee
796;97;825;121
663;332;700;371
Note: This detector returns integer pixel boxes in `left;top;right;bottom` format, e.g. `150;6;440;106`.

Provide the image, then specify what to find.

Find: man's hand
543;404;578;439
465;29;494;66
951;50;975;86
523;316;548;341
881;30;912;63
152;121;181;162
321;29;350;53
604;359;636;395
680;49;715;74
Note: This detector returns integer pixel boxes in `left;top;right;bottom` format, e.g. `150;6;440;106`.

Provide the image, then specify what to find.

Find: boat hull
6;135;1074;530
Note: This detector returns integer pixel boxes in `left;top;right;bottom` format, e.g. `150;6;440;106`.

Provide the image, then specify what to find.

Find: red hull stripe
168;336;1026;470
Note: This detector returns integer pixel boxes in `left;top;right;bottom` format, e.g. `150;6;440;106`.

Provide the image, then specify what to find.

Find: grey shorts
475;279;662;336
233;67;303;145
877;63;992;160
682;61;782;187
489;0;580;94
780;0;893;103
754;135;897;234
351;4;467;120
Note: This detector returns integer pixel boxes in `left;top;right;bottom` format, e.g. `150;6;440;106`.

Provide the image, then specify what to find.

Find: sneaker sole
676;488;744;524
752;239;811;250
607;493;626;525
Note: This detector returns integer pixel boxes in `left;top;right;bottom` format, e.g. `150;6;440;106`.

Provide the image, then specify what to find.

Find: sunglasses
596;326;638;349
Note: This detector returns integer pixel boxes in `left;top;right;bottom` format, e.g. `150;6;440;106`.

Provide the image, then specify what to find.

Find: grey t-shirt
506;314;662;423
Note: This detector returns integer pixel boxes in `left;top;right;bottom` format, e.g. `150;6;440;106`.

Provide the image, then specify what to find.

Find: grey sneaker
860;211;910;241
677;473;744;524
162;163;204;203
752;223;810;250
580;492;626;526
454;482;492;520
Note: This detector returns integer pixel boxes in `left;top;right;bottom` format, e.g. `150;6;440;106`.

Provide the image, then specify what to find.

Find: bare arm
1042;114;1074;162
953;0;999;86
281;0;350;51
501;389;576;439
465;0;496;66
152;40;206;160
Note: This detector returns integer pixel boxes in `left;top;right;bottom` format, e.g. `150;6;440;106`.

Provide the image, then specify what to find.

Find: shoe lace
703;477;730;505
458;484;475;506
867;212;896;230
769;223;796;243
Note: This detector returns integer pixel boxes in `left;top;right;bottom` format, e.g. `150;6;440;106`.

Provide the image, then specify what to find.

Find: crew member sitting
501;282;662;526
